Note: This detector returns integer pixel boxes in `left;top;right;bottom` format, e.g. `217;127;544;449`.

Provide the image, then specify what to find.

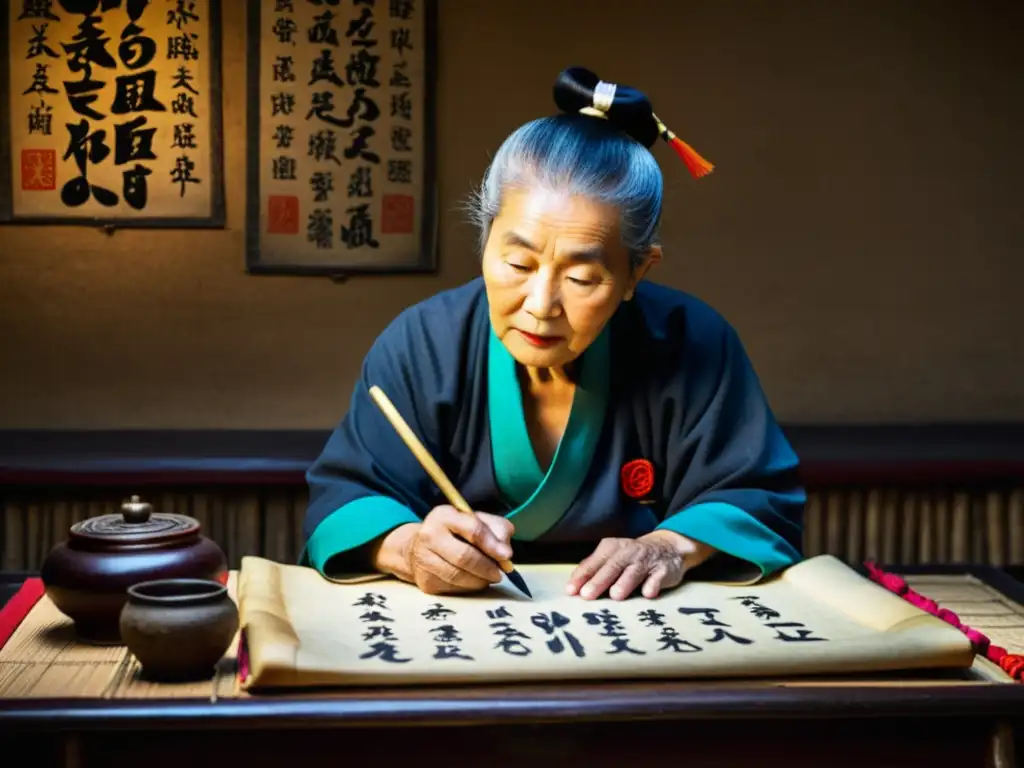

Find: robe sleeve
301;310;451;577
654;319;805;582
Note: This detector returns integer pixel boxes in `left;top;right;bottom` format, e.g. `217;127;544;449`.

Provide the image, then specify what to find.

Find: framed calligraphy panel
0;0;225;227
244;0;437;276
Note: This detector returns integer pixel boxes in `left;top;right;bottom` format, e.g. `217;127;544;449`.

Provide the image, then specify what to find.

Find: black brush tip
506;568;533;599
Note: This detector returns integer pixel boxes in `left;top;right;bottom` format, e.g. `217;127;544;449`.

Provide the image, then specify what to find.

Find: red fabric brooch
620;458;655;499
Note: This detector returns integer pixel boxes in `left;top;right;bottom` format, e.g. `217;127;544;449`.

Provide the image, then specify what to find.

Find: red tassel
652;113;714;179
999;653;1024;681
668;135;714;179
865;560;1024;684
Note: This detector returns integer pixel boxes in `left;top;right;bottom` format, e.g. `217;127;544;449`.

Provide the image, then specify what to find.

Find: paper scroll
244;0;436;274
238;555;976;690
1;0;224;226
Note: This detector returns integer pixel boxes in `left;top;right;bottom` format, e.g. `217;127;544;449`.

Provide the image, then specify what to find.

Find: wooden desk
2;565;1022;768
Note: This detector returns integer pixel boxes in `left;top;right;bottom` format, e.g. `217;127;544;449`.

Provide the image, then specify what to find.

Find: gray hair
466;114;664;270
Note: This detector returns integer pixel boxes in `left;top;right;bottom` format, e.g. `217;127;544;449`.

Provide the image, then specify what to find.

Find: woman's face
482;185;659;369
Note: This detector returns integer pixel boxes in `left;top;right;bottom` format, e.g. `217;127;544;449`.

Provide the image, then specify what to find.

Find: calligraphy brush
368;385;533;599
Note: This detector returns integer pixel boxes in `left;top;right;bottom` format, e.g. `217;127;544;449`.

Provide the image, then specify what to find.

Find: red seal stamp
21;149;56;191
267;195;299;234
381;193;414;234
620;458;655;499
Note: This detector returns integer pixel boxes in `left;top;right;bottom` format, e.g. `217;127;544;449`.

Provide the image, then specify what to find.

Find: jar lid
69;495;200;548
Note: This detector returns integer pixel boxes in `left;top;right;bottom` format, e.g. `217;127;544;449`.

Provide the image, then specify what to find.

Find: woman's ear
626;245;662;299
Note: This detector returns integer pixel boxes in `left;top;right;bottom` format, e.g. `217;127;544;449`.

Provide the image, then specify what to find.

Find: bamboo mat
0;572;244;700
0;571;1021;699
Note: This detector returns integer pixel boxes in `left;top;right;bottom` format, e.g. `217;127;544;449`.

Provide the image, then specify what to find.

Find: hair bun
553;66;660;148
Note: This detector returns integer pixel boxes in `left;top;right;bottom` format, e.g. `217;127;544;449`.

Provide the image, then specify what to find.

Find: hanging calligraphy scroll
244;0;437;275
0;0;225;227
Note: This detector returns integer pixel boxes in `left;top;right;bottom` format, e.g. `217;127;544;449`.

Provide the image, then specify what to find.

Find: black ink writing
27;23;60;60
171;65;199;117
729;596;829;642
766;622;829;643
391;91;412;121
172;123;197;149
361;624;395;641
111;70;166;114
389;0;415;20
391;125;412;152
387;159;411;184
272;16;298;45
421;603;455;622
272;156;297;180
348;167;372;197
169;155;199;197
346;7;377;48
310;49;344;87
343;125;379;163
676;607;729;627
636;609;703;652
273;125;295;149
430;624;474;661
271;92;296;117
19;0;60;21
729;595;781;621
23;63;59;98
340;203;379;249
390;27;412;57
530;611;586;658
113;115;156;208
582;609;646;656
677;607;754;645
390;61;411;88
310;170;334;201
61;11;117;121
308;129;342;164
166;0;199;30
306;88;380;129
637;609;667;627
346;49;380;86
487;607;532;656
28;104;53;135
353;592;388;609
307;208;333;248
356;590;410;663
60;119;117;207
167;32;199;60
274;55;297;83
656;627;703;653
308;10;339;46
359;641;411;663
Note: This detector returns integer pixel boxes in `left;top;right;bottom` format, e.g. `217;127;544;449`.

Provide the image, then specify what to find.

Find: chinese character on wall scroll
0;0;226;227
244;0;437;276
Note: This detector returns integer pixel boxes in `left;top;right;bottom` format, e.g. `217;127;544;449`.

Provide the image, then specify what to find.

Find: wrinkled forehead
493;186;624;254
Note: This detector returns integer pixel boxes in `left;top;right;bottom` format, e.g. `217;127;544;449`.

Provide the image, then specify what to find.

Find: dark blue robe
302;277;804;582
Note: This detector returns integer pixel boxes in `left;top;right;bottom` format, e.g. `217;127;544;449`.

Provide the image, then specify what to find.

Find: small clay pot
41;495;227;644
120;578;239;682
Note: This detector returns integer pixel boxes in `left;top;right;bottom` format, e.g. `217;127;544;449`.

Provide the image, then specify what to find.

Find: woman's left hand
566;530;710;600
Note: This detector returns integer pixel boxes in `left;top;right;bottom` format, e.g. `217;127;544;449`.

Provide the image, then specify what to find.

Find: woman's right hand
373;505;515;595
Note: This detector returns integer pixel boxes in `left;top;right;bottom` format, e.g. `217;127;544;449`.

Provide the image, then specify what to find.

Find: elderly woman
302;67;804;600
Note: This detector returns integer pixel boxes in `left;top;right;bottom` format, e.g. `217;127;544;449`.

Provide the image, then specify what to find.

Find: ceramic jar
40;495;228;644
120;578;239;681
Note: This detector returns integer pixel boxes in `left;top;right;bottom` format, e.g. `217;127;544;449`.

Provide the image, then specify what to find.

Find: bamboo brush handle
368;385;516;576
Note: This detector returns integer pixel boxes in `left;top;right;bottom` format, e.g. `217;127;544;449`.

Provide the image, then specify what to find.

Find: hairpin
576;77;714;179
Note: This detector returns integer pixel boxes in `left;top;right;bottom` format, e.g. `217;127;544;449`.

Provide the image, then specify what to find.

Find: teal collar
487;327;610;540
